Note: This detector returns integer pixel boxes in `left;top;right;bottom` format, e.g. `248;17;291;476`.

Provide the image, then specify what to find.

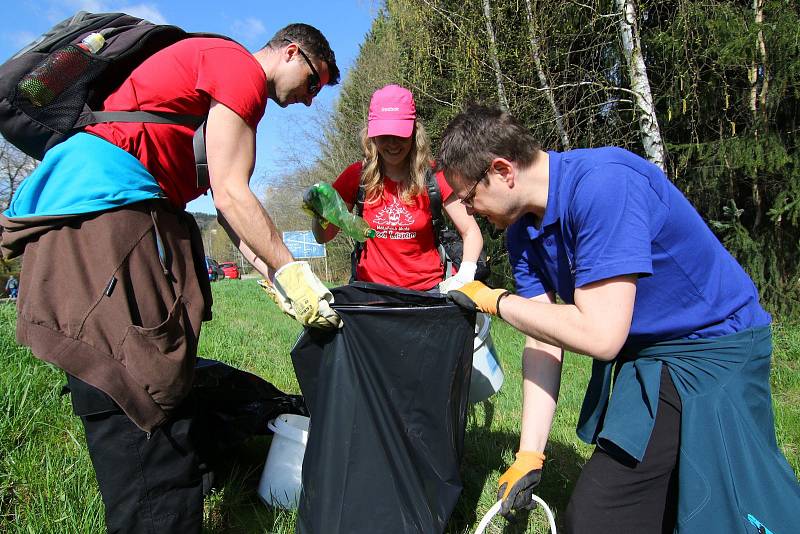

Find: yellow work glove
258;261;341;329
497;451;545;520
447;280;510;316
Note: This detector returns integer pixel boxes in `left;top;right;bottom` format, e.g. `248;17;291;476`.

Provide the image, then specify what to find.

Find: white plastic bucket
469;313;504;404
257;413;309;509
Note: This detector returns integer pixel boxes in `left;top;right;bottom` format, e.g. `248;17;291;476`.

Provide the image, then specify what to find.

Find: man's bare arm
205;100;293;272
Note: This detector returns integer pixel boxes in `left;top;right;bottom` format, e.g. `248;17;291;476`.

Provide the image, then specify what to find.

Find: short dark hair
265;23;340;86
438;104;540;184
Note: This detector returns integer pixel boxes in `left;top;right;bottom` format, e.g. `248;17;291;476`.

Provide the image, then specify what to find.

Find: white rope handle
473;494;557;534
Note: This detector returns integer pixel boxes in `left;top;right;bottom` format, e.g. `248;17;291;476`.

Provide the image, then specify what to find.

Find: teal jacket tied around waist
576;326;800;533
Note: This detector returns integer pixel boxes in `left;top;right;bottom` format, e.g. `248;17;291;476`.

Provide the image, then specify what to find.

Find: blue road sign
283;231;326;259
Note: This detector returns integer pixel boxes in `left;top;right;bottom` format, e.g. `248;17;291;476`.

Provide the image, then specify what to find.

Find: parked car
219;262;240;280
205;257;225;282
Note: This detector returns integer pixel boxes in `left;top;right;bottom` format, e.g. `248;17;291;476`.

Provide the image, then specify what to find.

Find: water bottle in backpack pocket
17;32;106;107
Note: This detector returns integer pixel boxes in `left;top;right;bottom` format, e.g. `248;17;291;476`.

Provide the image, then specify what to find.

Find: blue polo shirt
507;148;770;344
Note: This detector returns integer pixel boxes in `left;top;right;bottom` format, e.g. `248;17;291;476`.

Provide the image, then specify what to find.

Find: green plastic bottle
304;183;376;242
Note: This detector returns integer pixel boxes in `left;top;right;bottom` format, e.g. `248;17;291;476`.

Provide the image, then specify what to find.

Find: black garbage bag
192;357;308;455
291;282;475;534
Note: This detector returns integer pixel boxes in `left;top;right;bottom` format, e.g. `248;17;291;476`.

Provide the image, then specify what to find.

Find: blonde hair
359;121;433;204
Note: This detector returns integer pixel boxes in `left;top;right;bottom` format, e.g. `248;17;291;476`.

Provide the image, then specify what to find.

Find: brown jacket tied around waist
0;199;212;432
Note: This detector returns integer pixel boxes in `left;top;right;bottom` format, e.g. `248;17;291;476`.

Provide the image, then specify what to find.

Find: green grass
1;280;798;533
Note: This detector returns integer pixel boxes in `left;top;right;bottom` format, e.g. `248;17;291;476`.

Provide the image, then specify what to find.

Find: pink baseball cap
367;84;416;138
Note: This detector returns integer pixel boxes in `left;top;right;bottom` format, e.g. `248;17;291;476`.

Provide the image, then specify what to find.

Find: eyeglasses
459;164;492;207
283;39;321;97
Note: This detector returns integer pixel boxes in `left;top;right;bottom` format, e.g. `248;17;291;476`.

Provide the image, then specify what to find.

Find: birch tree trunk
757;3;769;111
615;0;666;171
524;0;570;150
748;0;769;113
749;0;768;226
481;0;509;110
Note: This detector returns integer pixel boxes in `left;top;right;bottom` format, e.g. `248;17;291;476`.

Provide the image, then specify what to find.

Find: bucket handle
473;495;557;534
267;416;309;445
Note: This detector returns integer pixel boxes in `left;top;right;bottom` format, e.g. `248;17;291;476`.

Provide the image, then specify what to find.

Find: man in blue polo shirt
438;105;800;533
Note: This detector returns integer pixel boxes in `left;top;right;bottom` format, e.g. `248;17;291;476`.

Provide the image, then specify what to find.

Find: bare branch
0;137;36;211
481;0;509;110
524;0;571;149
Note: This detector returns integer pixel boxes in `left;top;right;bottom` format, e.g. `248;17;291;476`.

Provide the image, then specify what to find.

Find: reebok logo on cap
368;85;417;138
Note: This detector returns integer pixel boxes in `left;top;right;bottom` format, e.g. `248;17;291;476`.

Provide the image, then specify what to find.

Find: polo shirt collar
524;150;562;240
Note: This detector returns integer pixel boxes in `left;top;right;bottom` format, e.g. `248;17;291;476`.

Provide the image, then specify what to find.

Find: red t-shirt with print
333;162;454;291
85;38;268;208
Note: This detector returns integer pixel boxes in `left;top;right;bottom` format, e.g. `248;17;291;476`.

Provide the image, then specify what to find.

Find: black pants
67;375;206;534
565;366;681;534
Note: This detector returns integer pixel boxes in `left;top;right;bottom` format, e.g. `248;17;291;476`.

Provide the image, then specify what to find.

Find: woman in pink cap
310;84;483;291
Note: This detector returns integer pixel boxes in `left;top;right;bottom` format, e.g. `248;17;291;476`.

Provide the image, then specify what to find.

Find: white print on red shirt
372;198;417;240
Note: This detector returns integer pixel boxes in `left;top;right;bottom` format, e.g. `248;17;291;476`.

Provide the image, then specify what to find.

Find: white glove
258;261;341;329
438;261;478;293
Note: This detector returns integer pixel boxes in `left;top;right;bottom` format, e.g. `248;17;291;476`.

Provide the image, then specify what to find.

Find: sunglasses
283;39;321;97
459;164;492;207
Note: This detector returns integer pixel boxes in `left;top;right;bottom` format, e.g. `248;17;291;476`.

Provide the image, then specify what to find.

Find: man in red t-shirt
4;23;341;533
86;27;341;329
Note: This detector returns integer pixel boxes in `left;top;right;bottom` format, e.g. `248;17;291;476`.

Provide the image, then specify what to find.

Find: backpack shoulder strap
426;169;443;248
83;110;205;128
350;170;367;282
193;122;209;189
355;178;366;217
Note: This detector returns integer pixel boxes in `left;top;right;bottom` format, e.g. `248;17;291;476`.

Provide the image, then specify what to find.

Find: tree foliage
644;0;800;316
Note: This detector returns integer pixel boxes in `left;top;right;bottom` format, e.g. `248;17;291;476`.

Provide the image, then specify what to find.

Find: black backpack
351;169;490;283
0;11;228;188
